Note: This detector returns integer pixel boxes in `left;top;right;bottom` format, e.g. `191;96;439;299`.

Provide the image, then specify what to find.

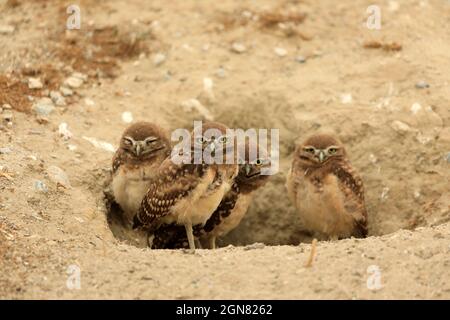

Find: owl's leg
195;239;203;249
184;222;196;253
208;236;216;249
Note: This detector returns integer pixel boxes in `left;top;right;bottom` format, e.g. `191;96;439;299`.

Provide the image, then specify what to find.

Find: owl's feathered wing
332;161;368;237
132;158;206;230
112;149;125;174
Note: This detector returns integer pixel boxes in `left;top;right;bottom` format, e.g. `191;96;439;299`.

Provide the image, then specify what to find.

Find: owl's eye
304;147;315;154
123;138;132;146
255;159;263;166
145;138;158;145
328;147;338;154
219;136;228;144
196;137;206;144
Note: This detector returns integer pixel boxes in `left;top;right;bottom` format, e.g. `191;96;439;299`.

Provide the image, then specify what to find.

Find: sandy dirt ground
0;0;449;299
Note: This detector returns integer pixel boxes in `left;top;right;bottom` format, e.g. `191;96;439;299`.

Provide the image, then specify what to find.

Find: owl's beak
134;143;142;156
245;164;251;176
209;141;216;156
318;150;325;163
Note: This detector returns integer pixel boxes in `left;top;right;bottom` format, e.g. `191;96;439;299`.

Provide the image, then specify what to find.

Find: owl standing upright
152;140;272;250
111;122;171;224
286;134;368;240
133;121;239;252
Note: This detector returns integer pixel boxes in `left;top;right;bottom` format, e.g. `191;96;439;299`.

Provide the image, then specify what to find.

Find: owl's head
120;122;170;159
191;121;236;164
296;134;346;167
235;140;271;192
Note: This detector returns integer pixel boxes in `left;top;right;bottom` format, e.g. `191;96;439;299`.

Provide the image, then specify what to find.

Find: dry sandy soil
0;0;449;299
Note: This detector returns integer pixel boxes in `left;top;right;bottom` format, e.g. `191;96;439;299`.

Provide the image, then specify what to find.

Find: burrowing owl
132;121;239;252
286;134;368;240
151;141;272;249
111;122;171;224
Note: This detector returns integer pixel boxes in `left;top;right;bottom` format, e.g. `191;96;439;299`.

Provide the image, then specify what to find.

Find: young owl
286;134;368;240
132;121;239;252
111;122;171;224
151;141;272;250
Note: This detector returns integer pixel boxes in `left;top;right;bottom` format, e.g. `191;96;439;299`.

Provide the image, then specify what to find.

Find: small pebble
34;180;48;193
410;102;422;115
153;53;166;66
84;98;95;106
2;104;12;110
64;76;83;89
215;67;226;78
231;42;246;53
121;111;133;123
2;112;13;122
0;25;15;34
28;77;43;89
82;136;115;153
0;147;12;154
47;165;71;188
340;93;353;104
415;81;429;89
60;86;73;96
32;98;55;116
390;120;413;134
295;55;307;63
58;123;73;140
50;91;66;106
274;47;287;57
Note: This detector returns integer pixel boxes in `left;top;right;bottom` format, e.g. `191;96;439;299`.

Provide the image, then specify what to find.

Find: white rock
84;98;95;106
50;91;66;106
0;25;15;34
67;144;77;151
34;180;48;193
203;77;215;101
180;99;214;121
390;120;413;134
47;165;71;188
274;47;287;57
32;98;55;116
64;76;83;88
215;68;226;78
121;111;133;123
28;77;43;89
340;93;353;104
71;72;88;81
82;136;116;153
231;42;247;53
58;123;73;140
60;86;73;96
411;102;422;115
153;53;166;66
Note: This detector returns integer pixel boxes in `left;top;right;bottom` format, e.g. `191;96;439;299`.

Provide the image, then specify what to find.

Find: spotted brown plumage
286;134;368;240
110;122;171;224
133;121;239;252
